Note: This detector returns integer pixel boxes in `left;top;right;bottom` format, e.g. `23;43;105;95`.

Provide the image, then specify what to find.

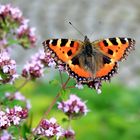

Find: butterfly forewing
93;37;135;62
43;39;83;63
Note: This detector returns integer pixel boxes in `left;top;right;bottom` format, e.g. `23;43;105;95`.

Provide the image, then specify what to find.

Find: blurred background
1;0;140;139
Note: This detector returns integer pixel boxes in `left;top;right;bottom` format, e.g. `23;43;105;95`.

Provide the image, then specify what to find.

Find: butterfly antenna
68;22;85;38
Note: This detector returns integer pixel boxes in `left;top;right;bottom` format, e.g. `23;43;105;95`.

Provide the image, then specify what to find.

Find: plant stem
14;78;29;93
59;70;63;86
31;77;71;139
8;78;29;100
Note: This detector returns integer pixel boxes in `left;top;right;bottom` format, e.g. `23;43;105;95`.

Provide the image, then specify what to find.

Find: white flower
0;111;10;127
0;130;12;140
12;116;20;125
2;65;9;73
14;106;22;112
74;106;80;113
45;127;54;136
49;117;56;124
75;83;84;89
14;92;25;101
48;60;56;68
26;100;32;109
57;94;89;118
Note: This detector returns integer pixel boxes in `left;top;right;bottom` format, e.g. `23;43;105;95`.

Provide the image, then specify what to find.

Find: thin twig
8;78;29;100
31;77;71;139
66;86;75;89
14;78;29;93
59;70;63;86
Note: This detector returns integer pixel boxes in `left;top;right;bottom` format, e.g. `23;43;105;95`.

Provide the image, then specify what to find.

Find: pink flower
5;92;32;110
22;59;44;79
0;4;37;49
58;94;89;119
0;51;17;84
35;117;63;139
5;106;28;126
0;111;10;128
0;130;12;140
62;129;75;140
75;83;84;89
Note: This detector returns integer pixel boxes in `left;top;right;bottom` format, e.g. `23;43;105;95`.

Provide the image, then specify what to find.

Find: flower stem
8;78;29;100
14;78;29;93
31;77;71;139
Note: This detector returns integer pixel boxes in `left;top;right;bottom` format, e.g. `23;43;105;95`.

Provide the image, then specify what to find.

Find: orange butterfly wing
92;37;135;80
43;37;135;82
43;39;82;62
93;37;135;61
43;39;93;81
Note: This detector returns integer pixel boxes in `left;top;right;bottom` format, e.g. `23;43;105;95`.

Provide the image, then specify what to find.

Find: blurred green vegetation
1;75;140;140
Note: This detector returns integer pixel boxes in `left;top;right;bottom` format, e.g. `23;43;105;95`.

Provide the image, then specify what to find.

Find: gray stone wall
1;0;140;87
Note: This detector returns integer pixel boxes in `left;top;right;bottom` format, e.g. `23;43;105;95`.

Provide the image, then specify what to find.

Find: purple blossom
0;111;10;129
35;117;63;140
0;106;28;130
16;24;37;48
22;59;44;79
62;129;75;140
75;83;84;89
5;92;32;110
6;106;28;124
0;51;18;84
0;4;22;21
0;130;12;140
21;49;60;79
32;50;57;67
0;4;37;49
58;94;89;119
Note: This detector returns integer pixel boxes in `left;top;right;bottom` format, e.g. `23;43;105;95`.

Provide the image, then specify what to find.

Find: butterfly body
43;36;135;84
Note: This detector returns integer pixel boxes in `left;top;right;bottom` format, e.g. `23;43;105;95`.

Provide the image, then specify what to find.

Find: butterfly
43;36;135;88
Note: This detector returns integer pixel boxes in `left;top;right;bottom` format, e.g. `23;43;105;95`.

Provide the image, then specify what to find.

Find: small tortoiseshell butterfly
43;36;135;90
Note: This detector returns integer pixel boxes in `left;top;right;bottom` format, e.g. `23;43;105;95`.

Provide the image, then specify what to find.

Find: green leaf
8;39;19;45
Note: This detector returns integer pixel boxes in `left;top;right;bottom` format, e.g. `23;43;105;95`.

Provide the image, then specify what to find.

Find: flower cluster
0;4;36;49
16;20;36;48
22;59;44;79
0;130;12;140
0;51;18;84
31;50;57;68
0;106;28;129
62;129;75;140
22;50;58;79
58;94;89;119
35;117;62;139
5;92;31;110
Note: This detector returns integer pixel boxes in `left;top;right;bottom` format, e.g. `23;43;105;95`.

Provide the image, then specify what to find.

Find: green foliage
24;79;140;140
1;75;140;140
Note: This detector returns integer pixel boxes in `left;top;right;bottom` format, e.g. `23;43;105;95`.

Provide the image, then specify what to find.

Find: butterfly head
84;35;90;43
